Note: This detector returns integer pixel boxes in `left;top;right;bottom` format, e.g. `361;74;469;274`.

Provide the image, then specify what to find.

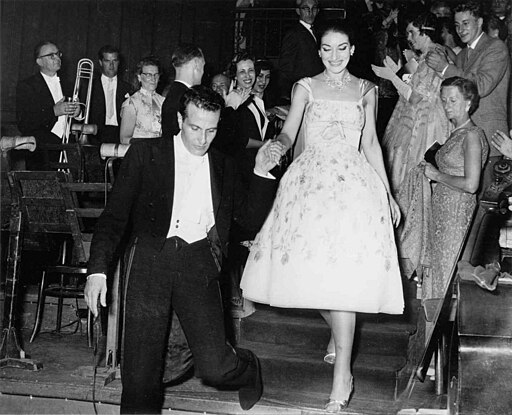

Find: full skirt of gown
241;78;404;314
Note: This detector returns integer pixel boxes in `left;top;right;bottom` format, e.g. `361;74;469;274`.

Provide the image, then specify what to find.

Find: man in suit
84;86;283;413
89;45;132;145
426;0;510;193
161;43;205;138
277;0;323;102
16;41;79;170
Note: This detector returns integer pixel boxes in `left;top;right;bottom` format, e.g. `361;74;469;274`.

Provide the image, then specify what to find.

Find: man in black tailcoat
16;41;78;170
84;86;283;413
277;0;323;101
89;45;132;145
161;43;205;138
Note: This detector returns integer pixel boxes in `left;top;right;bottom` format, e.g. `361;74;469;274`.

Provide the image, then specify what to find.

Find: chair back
7;171;73;235
60;182;112;264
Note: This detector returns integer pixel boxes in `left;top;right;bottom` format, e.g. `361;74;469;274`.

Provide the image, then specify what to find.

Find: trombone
59;58;97;179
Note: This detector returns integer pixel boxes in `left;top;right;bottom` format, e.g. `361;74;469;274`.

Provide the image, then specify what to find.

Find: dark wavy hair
405;12;441;44
454;1;483;19
441;76;480;115
179;85;225;120
98;45;120;60
227;51;256;80
255;58;273;77
316;21;355;48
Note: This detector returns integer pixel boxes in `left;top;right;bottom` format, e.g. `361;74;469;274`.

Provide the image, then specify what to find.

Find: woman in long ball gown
372;12;450;196
422;77;488;300
240;22;404;412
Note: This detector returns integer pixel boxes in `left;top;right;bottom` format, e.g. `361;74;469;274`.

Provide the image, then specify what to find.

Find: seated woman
119;56;164;144
420;77;488;300
372;12;450;196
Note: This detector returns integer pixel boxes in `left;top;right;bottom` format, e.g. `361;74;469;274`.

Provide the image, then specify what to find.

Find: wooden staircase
237;288;420;413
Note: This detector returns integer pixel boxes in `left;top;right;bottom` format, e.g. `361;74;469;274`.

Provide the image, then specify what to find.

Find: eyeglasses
141;72;160;80
38;51;62;59
299;6;319;12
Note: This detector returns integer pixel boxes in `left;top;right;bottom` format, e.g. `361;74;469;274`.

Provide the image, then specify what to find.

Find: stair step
241;307;415;356
239;340;405;400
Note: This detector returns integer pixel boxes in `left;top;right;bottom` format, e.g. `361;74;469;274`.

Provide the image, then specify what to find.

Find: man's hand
491;130;512;159
84;275;107;318
54;98;79;117
255;140;285;174
426;49;448;72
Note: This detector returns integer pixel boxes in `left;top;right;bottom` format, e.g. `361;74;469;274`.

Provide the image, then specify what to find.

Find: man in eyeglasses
277;0;323;103
16;41;79;170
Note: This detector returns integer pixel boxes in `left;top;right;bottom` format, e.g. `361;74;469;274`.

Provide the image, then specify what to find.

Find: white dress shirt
468;32;484;51
167;132;214;243
41;72;65;138
248;95;269;139
101;74;118;126
299;20;316;41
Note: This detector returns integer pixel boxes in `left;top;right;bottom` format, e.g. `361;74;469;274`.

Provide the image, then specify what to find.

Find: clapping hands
491;130;512;159
225;87;252;109
371;56;399;81
425;48;449;72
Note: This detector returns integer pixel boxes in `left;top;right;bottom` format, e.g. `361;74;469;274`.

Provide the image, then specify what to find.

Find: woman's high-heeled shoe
324;376;353;413
323;352;336;365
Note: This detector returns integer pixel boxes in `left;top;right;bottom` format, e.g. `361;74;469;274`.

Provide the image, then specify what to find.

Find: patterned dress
240;77;404;314
383;48;450;196
422;126;489;299
121;88;164;139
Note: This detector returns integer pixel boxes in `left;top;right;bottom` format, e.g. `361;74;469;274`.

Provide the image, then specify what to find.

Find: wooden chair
5;171;90;345
29;180;111;344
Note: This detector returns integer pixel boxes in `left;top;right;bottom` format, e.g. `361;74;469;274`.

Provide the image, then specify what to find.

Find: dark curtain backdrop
1;0;235;126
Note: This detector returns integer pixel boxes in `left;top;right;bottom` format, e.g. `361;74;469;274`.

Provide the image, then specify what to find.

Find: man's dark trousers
120;237;256;414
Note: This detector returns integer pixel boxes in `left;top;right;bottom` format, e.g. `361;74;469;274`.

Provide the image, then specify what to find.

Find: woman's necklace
323;70;351;91
452;118;471;132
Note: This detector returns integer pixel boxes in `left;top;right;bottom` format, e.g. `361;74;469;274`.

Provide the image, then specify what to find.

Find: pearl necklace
323;71;352;91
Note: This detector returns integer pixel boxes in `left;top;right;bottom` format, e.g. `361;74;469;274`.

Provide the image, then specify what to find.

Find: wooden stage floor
0;328;446;415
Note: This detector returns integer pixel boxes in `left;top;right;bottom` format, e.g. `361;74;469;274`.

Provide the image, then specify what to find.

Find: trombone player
16;41;79;170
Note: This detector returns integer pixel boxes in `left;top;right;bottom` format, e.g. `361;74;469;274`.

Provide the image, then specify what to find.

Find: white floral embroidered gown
241;77;404;314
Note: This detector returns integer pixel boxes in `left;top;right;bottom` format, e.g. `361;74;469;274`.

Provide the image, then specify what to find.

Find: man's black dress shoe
238;352;263;410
